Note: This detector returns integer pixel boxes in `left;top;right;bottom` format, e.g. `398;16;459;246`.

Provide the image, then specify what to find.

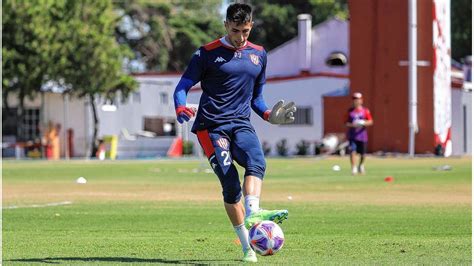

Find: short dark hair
226;3;252;25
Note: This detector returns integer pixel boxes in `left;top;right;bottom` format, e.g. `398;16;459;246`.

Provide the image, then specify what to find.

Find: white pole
64;94;70;160
408;0;418;157
84;98;90;159
297;14;312;72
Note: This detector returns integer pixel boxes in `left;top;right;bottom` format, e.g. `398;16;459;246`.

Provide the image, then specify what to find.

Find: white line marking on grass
3;201;73;209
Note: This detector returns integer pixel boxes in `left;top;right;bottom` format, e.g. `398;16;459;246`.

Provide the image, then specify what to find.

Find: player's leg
357;141;367;174
196;128;255;262
243;175;261;215
349;140;358;175
231;124;288;228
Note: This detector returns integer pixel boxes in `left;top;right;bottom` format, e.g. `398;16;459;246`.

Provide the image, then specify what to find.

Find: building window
292;107;313;125
18;109;40;141
144;117;176;136
2;107;18;137
160;92;168;105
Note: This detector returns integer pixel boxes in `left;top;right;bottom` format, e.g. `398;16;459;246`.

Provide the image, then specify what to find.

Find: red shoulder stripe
247;41;264;51
203;39;222;51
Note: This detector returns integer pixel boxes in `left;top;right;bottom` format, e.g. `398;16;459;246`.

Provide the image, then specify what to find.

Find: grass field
3;156;472;264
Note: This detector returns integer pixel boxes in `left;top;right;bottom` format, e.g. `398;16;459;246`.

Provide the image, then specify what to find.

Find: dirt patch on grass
3;182;470;206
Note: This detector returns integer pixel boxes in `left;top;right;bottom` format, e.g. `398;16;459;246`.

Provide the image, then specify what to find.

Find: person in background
345;92;373;175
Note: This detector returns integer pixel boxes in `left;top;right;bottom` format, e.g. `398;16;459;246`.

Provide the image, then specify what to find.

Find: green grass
3;157;472;264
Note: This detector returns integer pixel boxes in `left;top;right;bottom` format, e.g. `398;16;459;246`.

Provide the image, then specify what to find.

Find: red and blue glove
175;106;197;124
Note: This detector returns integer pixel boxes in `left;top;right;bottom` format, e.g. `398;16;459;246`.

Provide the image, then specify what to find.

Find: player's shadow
6;256;241;265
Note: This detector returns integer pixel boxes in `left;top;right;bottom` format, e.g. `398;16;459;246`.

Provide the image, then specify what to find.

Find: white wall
7;92;89;157
97;75;180;137
266;19;349;78
451;89;472;155
187;76;349;155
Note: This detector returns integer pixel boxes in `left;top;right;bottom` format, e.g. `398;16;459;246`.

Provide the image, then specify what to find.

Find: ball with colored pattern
249;221;285;256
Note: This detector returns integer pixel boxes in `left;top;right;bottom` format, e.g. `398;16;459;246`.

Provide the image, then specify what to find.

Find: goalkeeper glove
175;106;196;124
266;100;297;124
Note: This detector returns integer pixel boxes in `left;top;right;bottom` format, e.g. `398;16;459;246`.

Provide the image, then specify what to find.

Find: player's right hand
175;106;196;124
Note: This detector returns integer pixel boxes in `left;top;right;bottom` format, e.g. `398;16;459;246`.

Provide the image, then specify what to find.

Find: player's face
353;98;363;107
224;20;253;48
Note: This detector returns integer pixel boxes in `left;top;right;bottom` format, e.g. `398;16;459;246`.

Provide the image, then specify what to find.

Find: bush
276;139;288;156
296;140;310;156
314;141;323;155
262;141;272;156
183;141;194;155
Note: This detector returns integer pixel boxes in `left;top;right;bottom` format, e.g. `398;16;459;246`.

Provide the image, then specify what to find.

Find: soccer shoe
245;209;289;229
352;166;358;175
242;249;257;263
358;164;366;175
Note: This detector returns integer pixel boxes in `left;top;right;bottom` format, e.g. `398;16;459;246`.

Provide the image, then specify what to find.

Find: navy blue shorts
348;140;367;155
196;121;266;204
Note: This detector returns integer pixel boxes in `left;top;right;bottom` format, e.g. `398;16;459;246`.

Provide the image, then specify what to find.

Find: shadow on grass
6;256;241;264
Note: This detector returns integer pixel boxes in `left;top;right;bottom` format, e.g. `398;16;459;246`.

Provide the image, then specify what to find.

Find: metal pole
84;98;90;159
408;0;418;157
64;94;70;160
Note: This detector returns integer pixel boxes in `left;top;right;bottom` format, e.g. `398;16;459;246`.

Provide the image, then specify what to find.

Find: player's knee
245;161;266;180
211;158;242;204
222;182;242;204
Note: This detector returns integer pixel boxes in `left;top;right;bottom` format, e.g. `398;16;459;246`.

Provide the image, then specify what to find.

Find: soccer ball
249;221;285;256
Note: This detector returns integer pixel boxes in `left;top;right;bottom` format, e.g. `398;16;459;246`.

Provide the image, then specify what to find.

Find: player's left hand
176;106;197;124
267;100;297;124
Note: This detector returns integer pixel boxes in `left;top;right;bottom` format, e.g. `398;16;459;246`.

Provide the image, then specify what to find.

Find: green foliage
295;139;310;155
182;140;194;155
451;0;472;60
250;0;348;51
113;0;347;71
3;0;137;152
276;138;289;156
2;0;58;103
114;0;225;72
262;141;272;156
3;0;137;100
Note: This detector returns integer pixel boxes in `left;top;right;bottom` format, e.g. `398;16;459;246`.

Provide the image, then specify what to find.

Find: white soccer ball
76;177;87;184
354;119;366;126
249;221;285;256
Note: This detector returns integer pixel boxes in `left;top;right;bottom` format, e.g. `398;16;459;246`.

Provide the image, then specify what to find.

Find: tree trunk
89;94;99;157
17;92;25;141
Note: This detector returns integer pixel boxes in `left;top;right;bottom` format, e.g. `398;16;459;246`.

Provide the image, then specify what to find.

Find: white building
3;74;181;158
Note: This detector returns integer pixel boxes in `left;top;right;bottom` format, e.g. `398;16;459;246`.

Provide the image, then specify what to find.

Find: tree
54;0;138;156
114;0;225;72
2;1;59;139
451;0;472;61
3;0;138;154
249;0;348;51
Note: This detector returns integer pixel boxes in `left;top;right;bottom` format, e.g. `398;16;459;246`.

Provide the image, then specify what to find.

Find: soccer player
345;92;374;175
173;3;296;263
